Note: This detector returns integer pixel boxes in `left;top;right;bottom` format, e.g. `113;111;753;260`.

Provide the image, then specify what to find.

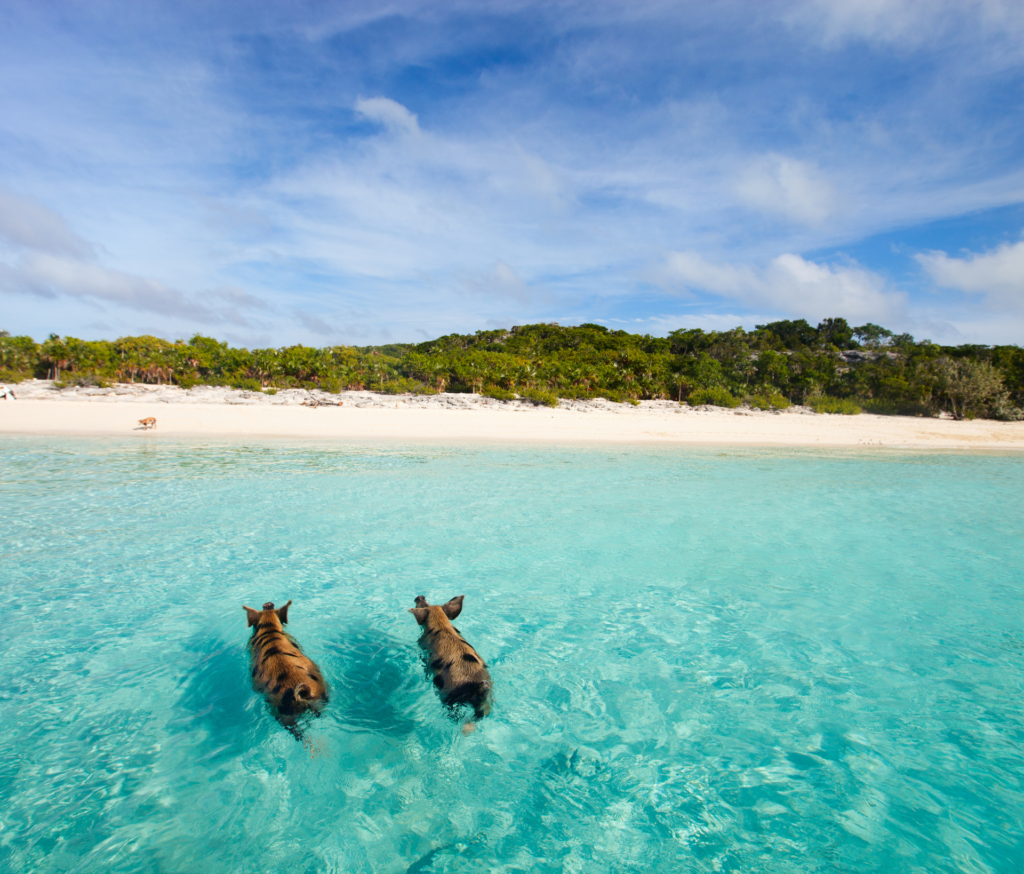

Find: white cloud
3;4;1024;346
16;252;214;319
795;0;952;45
492;260;528;300
736;156;834;224
354;97;420;135
791;0;1024;48
0;189;94;259
658;252;758;298
294;309;342;337
659;251;902;323
517;148;572;211
2;244;272;326
0;188;276;328
458;260;537;305
267;111;590;290
916;239;1024;310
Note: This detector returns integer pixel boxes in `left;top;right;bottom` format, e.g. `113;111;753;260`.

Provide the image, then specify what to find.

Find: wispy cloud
8;251;274;326
917;238;1024;311
0;189;94;259
0;1;1022;344
0;191;272;328
457;260;544;306
294;309;343;338
790;0;1024;49
736;156;835;225
657;251;903;324
355;96;421;136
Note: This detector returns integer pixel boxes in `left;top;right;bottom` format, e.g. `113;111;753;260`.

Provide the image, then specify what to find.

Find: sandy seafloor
1;379;1023;449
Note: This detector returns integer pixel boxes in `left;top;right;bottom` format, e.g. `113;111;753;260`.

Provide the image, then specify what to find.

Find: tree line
2;318;1022;420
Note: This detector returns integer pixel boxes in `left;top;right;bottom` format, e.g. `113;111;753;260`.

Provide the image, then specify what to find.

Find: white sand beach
1;380;1022;449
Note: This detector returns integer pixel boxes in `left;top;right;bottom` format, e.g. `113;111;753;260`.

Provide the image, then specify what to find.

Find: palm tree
40;334;70;380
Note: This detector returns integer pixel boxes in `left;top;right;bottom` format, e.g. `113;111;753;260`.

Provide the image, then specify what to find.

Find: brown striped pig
409;595;492;728
242;600;328;732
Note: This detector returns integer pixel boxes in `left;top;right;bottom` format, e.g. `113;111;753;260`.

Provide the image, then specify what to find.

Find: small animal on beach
242;600;328;734
138;417;156;430
409;595;492;730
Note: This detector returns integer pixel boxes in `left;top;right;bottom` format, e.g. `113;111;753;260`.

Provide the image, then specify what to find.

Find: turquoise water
1;438;1023;873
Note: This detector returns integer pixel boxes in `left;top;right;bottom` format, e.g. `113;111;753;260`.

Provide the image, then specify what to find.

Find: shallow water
1;438;1022;873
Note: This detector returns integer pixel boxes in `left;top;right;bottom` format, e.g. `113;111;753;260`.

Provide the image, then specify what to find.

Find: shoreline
2;380;1023;449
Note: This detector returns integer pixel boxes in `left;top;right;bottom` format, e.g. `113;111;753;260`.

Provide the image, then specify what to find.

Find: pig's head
409;595;464;627
242;599;292;629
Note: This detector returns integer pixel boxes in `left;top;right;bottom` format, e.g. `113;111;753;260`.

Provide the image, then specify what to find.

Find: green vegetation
519;387;559;408
482;385;516;401
1;318;1022;420
747;391;791;410
806;395;862;415
860;397;930;417
932;357;1006;421
689;386;740;408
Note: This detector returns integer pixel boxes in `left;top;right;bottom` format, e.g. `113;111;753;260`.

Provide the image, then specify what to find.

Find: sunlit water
1;437;1022;873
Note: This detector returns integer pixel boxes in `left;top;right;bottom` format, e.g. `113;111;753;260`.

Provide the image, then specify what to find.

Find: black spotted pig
242;600;328;732
409;595;492;728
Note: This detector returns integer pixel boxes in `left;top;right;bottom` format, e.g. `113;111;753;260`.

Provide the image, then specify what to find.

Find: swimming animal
242;600;328;732
409;595;492;728
138;417;156;430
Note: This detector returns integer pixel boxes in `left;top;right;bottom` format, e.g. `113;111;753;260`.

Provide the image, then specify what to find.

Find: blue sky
1;0;1023;346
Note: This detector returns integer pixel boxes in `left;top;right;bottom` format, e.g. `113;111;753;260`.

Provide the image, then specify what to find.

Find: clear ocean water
1;437;1023;874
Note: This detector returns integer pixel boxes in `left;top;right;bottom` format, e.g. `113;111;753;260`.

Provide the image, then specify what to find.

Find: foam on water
1;438;1022;873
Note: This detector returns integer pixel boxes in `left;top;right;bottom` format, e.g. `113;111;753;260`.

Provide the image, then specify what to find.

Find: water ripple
1;438;1022;873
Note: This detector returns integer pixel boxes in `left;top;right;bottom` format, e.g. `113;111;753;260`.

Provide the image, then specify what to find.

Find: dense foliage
2;319;1023;419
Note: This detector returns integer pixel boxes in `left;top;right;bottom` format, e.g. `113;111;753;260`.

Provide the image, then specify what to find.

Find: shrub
380;377;430;395
807;395;861;415
933;357;1003;421
859;398;899;416
0;369;30;384
989;392;1024;421
482;384;517;401
747;391;791;410
263;387;278;396
175;375;202;389
230;377;263;392
519;388;558;407
860;398;936;417
689;386;740;408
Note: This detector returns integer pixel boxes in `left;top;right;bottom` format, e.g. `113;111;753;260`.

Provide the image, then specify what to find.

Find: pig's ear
409;607;429;625
243;606;260;627
442;596;464;620
276;600;292;624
